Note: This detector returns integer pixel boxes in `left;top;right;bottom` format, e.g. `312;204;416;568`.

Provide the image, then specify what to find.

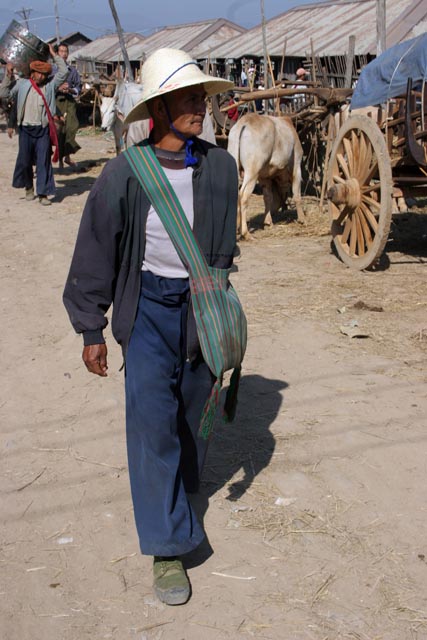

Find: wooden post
108;0;134;82
376;0;386;56
310;38;318;107
260;0;268;89
344;35;356;88
53;0;60;44
93;90;98;133
279;39;287;81
260;0;269;113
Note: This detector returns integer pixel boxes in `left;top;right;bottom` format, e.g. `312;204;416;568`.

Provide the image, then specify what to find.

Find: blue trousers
13;125;55;196
125;272;214;556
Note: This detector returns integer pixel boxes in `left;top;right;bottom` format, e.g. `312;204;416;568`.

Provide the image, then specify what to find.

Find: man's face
58;45;69;61
30;70;49;86
163;84;207;138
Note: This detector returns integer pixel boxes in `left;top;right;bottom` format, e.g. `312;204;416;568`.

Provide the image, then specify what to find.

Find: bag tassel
223;367;241;424
199;377;222;440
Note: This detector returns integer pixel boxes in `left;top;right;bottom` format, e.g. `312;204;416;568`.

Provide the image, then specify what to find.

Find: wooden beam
344;35;356;88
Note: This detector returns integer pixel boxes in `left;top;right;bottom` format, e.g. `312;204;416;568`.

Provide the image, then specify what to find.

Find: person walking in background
227;91;239;122
0;44;68;205
54;42;81;169
1;67;17;137
63;47;245;606
292;67;309;109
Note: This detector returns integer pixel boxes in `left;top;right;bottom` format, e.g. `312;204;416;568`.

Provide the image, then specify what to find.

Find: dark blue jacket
63;138;238;357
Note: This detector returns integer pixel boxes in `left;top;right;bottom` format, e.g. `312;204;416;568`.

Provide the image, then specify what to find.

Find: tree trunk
108;0;134;82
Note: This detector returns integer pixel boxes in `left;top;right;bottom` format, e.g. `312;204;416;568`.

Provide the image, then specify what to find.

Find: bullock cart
325;33;427;269
217;34;427;269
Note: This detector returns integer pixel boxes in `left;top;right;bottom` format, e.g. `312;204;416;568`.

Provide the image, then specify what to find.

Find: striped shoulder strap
124;142;209;280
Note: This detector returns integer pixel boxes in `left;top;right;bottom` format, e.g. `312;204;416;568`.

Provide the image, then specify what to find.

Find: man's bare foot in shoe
64;156;76;167
39;195;52;206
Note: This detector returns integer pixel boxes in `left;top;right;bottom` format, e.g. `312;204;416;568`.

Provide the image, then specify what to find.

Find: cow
227;113;305;240
100;80;146;155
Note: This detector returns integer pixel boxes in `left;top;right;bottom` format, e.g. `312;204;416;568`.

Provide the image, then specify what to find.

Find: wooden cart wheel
326;114;393;269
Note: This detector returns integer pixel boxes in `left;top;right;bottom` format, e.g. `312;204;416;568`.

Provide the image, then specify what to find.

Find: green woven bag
124;143;247;438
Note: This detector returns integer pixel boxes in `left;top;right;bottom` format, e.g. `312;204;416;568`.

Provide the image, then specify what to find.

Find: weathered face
163;84;207;138
58;45;69;61
30;70;49;86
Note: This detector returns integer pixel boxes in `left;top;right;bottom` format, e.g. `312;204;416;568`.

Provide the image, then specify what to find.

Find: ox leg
261;180;274;228
239;177;258;240
292;162;305;224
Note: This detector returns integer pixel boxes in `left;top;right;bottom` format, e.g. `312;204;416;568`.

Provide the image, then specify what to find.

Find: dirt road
1;127;427;640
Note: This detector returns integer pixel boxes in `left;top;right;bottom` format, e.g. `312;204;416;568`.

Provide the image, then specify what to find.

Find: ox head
100;81;145;131
100;96;117;131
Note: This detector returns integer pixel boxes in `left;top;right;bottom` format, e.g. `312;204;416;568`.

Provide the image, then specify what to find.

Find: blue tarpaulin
351;33;427;110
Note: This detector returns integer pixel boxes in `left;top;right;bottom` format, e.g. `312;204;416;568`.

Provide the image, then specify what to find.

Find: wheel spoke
329;201;342;220
343;137;354;174
337;152;351;179
357;207;373;249
357;132;373;181
351;130;360;175
361;182;381;194
355;210;365;255
359;201;379;233
361;194;381;210
341;215;352;244
349;214;357;255
332;174;347;185
335;205;352;224
362;160;379;185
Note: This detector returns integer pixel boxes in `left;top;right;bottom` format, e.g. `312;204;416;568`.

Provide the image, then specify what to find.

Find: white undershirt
142;165;194;278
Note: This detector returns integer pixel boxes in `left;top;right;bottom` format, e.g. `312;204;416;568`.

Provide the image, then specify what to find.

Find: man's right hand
82;343;108;377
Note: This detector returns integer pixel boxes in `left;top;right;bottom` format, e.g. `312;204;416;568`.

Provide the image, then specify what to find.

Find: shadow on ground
185;373;288;568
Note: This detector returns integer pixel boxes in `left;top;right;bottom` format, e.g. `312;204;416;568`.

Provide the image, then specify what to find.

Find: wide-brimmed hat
125;48;234;123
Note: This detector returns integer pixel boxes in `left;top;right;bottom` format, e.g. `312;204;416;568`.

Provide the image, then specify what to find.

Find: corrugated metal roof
70;32;144;62
200;0;427;59
108;19;246;62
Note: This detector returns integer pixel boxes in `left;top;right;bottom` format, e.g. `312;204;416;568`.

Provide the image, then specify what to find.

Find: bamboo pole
344;35;356;88
108;0;134;82
279;39;287;81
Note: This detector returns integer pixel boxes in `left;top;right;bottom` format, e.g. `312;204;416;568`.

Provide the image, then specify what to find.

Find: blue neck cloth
162;98;198;167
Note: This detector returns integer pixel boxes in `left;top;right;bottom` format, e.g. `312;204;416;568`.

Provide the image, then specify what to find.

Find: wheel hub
327;178;361;219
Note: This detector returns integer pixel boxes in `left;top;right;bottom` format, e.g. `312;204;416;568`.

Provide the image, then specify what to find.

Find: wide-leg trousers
13;125;55;196
125;271;214;556
56;96;81;159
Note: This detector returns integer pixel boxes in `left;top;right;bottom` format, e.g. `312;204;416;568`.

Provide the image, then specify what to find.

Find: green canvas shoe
153;556;190;605
25;187;35;201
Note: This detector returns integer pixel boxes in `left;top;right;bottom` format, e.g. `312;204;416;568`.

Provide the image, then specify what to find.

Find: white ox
100;81;147;155
227;113;305;240
100;81;217;154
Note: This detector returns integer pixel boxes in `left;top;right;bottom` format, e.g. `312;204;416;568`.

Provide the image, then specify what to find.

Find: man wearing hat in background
54;42;81;169
292;67;309;109
0;43;67;205
63;48;239;605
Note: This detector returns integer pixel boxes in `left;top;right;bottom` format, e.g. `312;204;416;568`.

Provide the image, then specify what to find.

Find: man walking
0;45;68;204
63;48;243;605
54;42;81;168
